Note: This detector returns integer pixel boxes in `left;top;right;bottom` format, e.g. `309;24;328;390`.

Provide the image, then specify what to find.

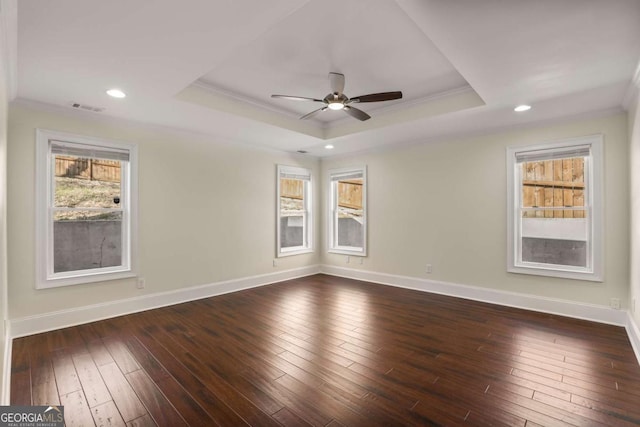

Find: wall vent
69;102;105;113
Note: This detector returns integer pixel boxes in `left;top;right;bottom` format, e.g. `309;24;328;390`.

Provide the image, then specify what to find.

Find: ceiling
14;0;640;157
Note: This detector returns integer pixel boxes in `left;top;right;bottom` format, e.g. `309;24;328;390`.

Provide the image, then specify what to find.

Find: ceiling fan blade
271;94;324;102
300;106;328;120
349;91;403;103
343;105;371;121
329;72;345;95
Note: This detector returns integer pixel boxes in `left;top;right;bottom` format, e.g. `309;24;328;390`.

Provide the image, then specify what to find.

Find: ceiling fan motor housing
271;72;402;121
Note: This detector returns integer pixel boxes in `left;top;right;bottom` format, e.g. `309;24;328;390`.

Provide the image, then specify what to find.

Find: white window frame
276;165;313;257
327;166;367;256
506;135;603;282
35;129;138;289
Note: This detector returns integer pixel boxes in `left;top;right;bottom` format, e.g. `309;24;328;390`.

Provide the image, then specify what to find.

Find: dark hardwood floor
10;274;640;426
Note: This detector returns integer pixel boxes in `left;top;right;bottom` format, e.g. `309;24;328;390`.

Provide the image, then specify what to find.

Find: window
277;165;312;256
507;135;603;281
36;129;138;288
328;166;367;256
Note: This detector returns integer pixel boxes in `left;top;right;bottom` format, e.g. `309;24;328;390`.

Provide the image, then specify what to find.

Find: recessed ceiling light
514;104;531;112
325;144;334;149
106;89;126;98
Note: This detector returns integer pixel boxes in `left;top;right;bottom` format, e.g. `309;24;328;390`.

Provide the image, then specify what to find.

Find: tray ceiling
13;0;640;156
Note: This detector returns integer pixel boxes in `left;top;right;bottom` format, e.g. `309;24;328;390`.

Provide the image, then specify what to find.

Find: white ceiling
14;0;640;157
197;0;469;123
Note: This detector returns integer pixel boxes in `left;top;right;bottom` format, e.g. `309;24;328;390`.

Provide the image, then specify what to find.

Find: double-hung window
507;135;603;281
277;165;312;256
36;129;138;288
328;166;367;256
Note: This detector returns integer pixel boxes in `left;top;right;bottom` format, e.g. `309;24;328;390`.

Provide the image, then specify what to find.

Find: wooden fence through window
337;180;363;210
522;158;585;218
280;178;304;200
280;178;363;210
282;164;581;218
55;156;121;183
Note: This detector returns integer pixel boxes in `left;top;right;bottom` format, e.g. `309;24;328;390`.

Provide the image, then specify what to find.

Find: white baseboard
627;312;640;364
10;265;321;338
320;265;628;326
1;322;11;405
6;263;638;367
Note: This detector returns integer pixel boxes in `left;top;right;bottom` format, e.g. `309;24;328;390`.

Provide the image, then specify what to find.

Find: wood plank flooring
10;274;640;426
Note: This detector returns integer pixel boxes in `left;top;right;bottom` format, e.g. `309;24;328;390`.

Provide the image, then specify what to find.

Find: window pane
521;209;588;267
37;129;136;288
521;157;584;216
336;178;363;248
522;237;587;267
280;178;305;248
508;137;601;280
54;155;122;209
519;156;587;268
53;210;122;273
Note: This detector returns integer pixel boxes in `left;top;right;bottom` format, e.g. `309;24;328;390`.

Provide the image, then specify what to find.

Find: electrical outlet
137;278;145;289
273;259;278;267
358;257;363;265
426;264;433;274
609;298;620;310
346;256;350;264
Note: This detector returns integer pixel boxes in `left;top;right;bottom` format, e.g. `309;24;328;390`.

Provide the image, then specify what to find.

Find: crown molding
326;84;476;129
10;98;322;160
192;79;309;122
192;79;478;133
320;105;624;161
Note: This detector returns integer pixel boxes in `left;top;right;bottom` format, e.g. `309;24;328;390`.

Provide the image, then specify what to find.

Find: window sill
328;248;366;257
37;269;136;289
277;248;313;258
508;265;602;282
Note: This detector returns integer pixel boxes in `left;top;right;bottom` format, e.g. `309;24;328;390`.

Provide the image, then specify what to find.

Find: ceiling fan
271;72;402;121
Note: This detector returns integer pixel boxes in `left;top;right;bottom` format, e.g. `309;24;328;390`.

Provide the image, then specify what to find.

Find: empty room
1;0;640;426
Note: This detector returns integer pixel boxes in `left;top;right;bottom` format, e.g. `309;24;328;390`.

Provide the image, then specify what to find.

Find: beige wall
5;104;634;320
321;113;630;307
630;91;640;326
7;104;320;319
0;47;7;405
0;0;13;402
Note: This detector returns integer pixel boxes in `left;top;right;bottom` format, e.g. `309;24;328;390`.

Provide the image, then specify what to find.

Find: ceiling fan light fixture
514;104;531;112
328;102;345;111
